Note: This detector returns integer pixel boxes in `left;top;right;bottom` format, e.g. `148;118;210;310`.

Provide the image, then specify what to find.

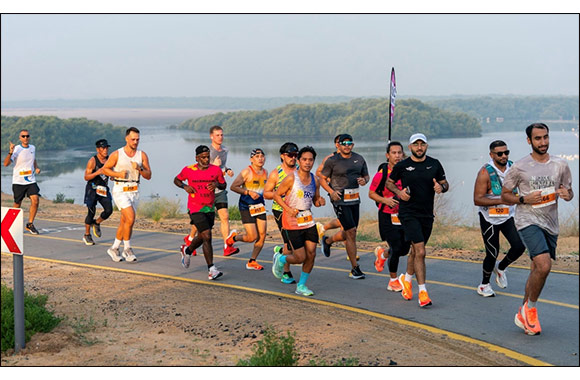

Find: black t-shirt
321;152;369;206
389;156;446;218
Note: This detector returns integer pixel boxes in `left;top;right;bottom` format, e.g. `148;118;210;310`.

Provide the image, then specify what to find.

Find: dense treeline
1;115;125;151
174;98;482;139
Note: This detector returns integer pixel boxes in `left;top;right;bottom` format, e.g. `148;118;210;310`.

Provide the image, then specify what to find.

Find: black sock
283;271;293;277
208;264;214;270
249;258;256;263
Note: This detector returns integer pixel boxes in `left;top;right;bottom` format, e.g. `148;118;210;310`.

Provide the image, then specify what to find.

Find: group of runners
4;122;573;335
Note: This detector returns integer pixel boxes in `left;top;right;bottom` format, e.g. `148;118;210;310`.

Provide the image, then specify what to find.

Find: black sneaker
321;237;331;257
349;265;366;279
92;221;102;238
26;222;39;235
83;234;95;246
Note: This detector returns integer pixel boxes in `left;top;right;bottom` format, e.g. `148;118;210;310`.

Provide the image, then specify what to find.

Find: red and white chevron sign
1;207;23;255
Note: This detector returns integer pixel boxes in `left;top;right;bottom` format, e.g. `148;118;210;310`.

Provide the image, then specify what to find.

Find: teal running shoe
272;251;284;279
281;273;296;284
295;284;314;296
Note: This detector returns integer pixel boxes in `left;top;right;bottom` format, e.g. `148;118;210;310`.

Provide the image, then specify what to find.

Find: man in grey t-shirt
502;123;573;336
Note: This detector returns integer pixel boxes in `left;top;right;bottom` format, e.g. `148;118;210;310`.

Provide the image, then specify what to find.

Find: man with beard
473;140;525;297
387;133;449;308
502;123;573;335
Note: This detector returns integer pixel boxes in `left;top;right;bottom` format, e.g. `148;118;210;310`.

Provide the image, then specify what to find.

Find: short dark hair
489;140;507;151
298;146;317;161
209;125;223;135
386;141;403;153
334;135;342;143
126;127;140;136
525;123;549;139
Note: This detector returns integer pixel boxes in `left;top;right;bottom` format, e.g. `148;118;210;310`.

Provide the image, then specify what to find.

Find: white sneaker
208;265;223;280
477;283;496;297
122;247;137;262
494;266;508;288
107;247;123;262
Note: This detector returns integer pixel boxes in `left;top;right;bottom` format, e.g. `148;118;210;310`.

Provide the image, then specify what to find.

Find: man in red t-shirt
368;141;413;292
174;145;226;280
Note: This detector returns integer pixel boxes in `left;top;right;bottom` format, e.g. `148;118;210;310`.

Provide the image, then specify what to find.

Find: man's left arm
138;152;152;180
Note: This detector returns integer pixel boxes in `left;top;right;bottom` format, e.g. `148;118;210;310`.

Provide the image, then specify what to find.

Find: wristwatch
519;196;525;204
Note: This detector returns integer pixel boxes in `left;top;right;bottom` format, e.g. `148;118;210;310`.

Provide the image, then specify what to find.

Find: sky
1;13;579;100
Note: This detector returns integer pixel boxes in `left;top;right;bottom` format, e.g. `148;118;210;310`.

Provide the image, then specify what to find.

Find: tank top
238;165;267;210
478;160;515;225
113;148;143;189
88;155;109;188
272;165;289;212
282;172;316;230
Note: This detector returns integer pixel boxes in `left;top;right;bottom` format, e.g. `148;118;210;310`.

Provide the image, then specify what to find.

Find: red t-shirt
369;166;402;214
177;164;225;213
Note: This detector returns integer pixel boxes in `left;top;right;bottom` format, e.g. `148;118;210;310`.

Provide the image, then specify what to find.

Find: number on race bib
249;203;266;217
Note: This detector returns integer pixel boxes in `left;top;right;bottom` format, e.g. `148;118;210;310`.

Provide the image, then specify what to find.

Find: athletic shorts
189;211;215;233
518;225;557;260
378;211;411;256
112;188;140;211
400;215;433;245
272;209;290;245
13;183;40;204
284;225;319;251
214;189;228;210
240;209;267;224
332;203;360;231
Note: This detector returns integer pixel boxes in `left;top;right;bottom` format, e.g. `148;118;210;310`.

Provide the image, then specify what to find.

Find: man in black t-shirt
387;133;449;308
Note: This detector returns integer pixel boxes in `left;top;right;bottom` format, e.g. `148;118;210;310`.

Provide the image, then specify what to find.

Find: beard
411;150;426;159
532;143;549;155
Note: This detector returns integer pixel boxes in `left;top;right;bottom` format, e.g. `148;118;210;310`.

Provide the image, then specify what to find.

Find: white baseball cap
409;133;428;144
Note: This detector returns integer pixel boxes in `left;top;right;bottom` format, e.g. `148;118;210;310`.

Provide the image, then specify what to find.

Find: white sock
123;240;131;249
404;272;413;283
418;284;427;292
112;239;122;249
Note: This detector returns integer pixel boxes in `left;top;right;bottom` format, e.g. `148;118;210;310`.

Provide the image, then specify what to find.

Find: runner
473;140;525;297
3;129;41;234
319;134;369;279
387;133;449;307
101;127;152;263
82;139;113;245
183;125;239;256
174;145;226;280
272;146;325;296
501;123;573;335
368;141;413;292
228;148;268;271
263;142;299;284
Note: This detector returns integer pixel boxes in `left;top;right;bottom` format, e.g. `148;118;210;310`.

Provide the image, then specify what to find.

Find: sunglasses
494;150;510;157
20;135;30;138
285;152;298;158
339;141;354;146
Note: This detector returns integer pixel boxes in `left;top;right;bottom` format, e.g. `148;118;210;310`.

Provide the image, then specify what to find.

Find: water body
2;127;578;225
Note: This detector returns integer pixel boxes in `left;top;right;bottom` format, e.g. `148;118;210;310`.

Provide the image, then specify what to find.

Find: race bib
391;213;401;226
343;188;360;202
296;210;313;227
488;206;509;217
123;185;138;193
249;203;266;217
19;169;32;176
96;186;108;197
532;187;556;209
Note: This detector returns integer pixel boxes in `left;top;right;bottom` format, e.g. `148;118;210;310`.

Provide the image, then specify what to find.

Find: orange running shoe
223;246;240;256
514;303;541;335
246;260;264;271
418;290;432;307
225;230;237;247
374;246;386;272
399;274;413;300
387;277;403;292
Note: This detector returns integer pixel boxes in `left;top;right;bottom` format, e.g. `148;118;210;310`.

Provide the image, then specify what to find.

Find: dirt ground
1;195;578;366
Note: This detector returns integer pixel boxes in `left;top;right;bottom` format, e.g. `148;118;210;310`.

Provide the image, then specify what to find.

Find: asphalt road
11;219;579;366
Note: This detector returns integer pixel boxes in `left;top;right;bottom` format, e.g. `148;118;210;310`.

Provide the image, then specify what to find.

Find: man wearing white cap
386;133;449;307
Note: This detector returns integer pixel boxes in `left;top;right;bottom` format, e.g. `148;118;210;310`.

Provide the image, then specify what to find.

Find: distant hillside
174;98;482;140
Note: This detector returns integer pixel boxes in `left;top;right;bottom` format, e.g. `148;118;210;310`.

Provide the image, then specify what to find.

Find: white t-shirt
11;144;37;185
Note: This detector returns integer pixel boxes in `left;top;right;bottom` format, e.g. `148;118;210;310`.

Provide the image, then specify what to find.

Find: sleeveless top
272;165;289;212
238;165;267;210
88;155;109;188
282;172;316;230
112;148;143;190
478;160;515;225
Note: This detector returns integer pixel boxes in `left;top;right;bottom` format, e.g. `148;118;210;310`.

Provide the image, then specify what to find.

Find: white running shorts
112;187;140;211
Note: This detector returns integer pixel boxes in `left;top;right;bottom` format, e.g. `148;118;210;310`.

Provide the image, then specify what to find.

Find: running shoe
122;247;137;262
315;222;325;240
246;260;264;270
225;230;237;247
295;284;314;296
477;283;495;297
349;265;366;279
180;245;191;269
281;273;296;284
321;237;331;257
83;234;95;246
273;245;283;254
223;246;240;256
494;266;508;289
208;265;223;280
92;221;102;238
183;234;193;246
107;247;123;262
387;277;403;292
418;290;432;307
400;274;412;300
272;251;284;279
374;246;386;272
26;222;39;235
514;302;541;336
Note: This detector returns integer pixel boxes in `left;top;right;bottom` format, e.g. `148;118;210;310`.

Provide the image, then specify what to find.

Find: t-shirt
11;144;37;185
389;156;446;218
209;144;229;193
177;164;225;213
369;165;402;214
502;154;573;235
320;152;369;206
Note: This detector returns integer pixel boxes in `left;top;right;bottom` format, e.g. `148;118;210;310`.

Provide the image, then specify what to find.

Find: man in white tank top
102;127;152;262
